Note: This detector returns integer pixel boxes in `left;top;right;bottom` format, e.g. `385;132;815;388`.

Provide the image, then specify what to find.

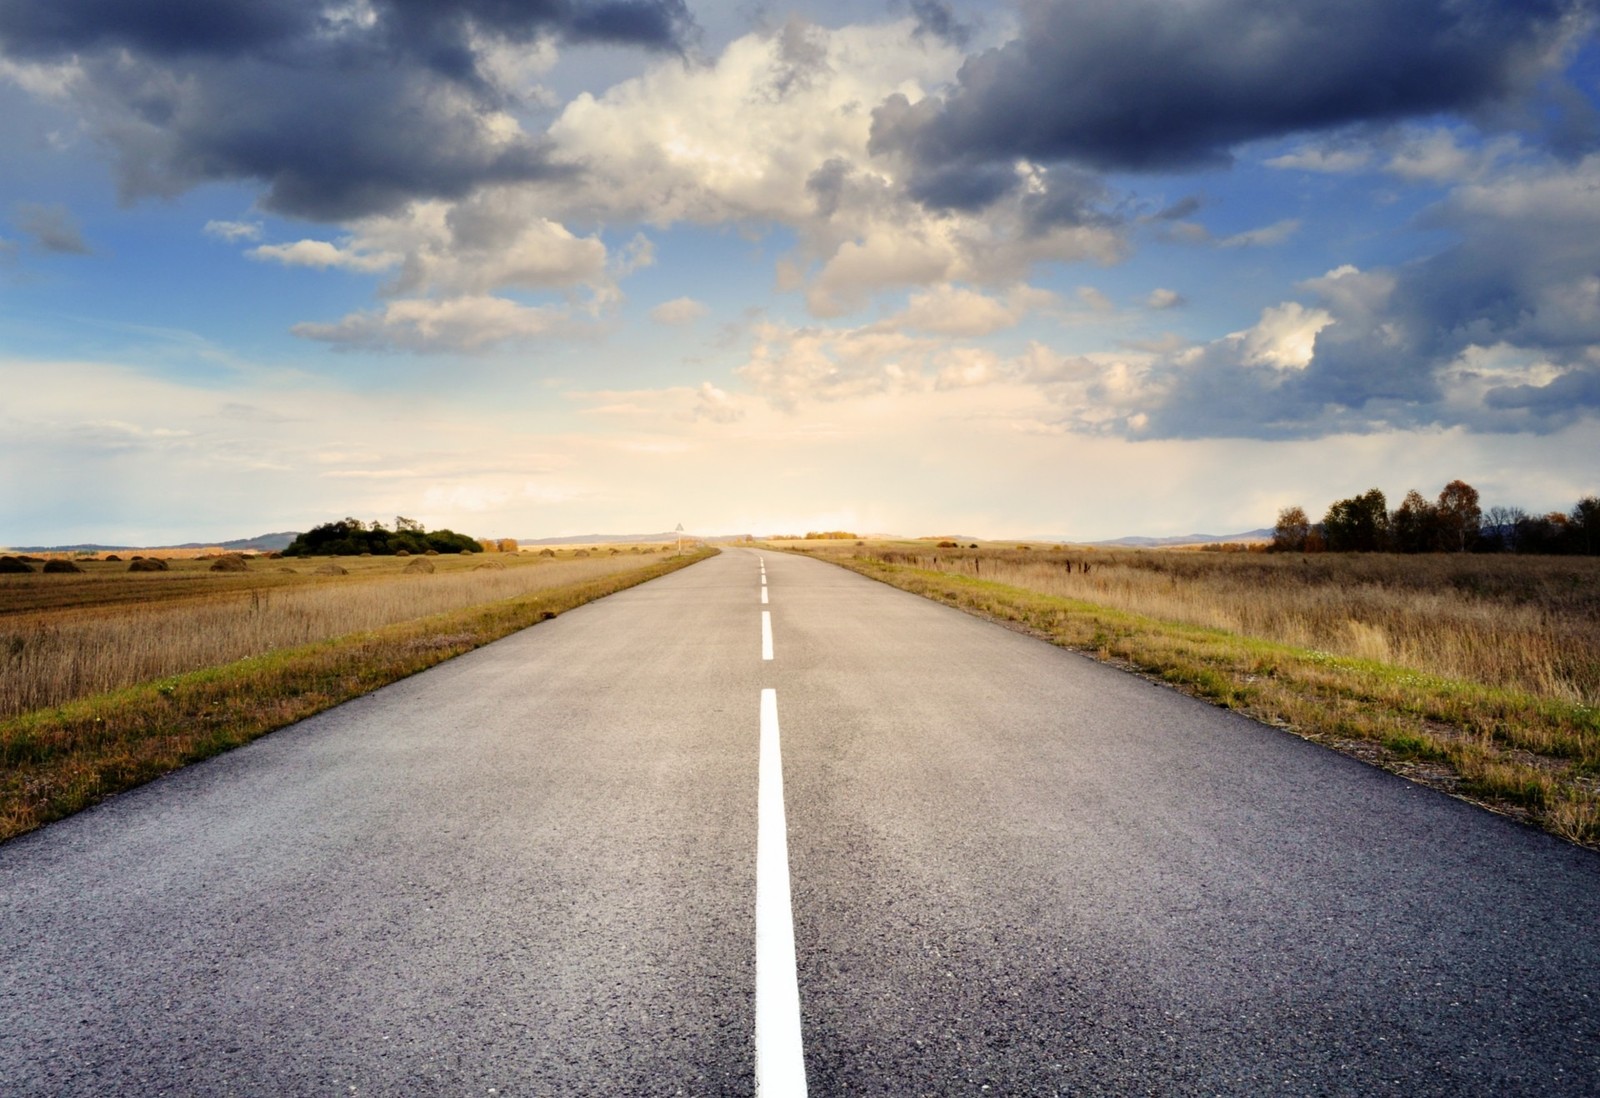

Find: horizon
2;1;1597;544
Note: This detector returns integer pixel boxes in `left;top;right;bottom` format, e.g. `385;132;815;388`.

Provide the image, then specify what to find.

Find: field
1;546;677;717
0;545;710;841
772;539;1600;847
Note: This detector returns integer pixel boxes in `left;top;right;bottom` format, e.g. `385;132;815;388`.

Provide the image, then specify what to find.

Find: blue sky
3;0;1598;545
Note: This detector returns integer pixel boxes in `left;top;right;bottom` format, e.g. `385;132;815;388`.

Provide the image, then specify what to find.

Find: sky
2;0;1599;545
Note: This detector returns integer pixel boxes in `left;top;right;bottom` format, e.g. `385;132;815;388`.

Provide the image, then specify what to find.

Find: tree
1389;489;1439;553
1271;506;1310;552
1570;496;1600;555
1322;488;1389;552
1480;505;1526;552
282;517;483;557
1435;479;1481;552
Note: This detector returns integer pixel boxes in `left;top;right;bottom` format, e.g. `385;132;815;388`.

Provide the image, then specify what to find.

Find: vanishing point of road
2;548;1597;1095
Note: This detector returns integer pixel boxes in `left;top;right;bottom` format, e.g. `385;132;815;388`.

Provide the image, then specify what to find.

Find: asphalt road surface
3;547;1598;1096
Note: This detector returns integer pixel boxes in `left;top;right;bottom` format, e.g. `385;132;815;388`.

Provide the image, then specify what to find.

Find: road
2;547;1598;1096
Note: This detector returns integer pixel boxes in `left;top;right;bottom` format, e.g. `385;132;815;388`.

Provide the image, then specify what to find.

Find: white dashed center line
756;688;807;1096
761;610;774;661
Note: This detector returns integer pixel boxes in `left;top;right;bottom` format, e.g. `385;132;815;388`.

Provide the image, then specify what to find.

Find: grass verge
0;549;714;843
819;554;1600;850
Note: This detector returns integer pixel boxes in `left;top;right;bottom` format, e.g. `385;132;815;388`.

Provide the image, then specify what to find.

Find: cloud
1107;155;1600;438
0;0;695;220
693;381;744;423
249;189;615;302
1264;146;1374;174
14;201;89;254
203;219;262;242
292;295;567;353
544;20;1122;316
908;0;972;48
250;239;398;273
1145;288;1185;310
1218;219;1302;248
871;0;1591;200
650;297;710;325
888;283;1053;337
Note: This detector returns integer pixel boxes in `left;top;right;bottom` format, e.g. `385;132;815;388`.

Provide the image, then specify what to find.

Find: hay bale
210;554;248;572
395;549;411;557
539;548;555;557
572;549;590;558
128;558;169;572
277;567;296;573
104;554;122;562
42;559;84;573
314;563;348;576
404;558;435;574
474;561;506;571
424;549;440;556
18;555;44;563
0;556;34;574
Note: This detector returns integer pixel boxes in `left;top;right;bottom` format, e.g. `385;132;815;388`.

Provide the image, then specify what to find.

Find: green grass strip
829;556;1600;849
0;550;715;843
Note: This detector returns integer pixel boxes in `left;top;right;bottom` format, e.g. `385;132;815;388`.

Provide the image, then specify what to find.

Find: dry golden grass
840;545;1600;704
0;548;715;841
779;541;1600;848
1;552;671;718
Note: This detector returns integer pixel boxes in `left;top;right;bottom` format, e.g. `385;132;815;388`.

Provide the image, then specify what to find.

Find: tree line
281;517;483;557
1273;482;1599;555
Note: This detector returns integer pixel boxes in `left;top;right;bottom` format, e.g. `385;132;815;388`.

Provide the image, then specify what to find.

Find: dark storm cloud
14;202;91;254
872;0;1592;182
0;0;694;220
1130;161;1600;439
908;0;971;48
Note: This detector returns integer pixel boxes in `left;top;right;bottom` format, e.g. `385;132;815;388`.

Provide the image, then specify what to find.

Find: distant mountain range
7;532;300;553
1080;529;1273;547
7;527;1274;554
516;530;706;545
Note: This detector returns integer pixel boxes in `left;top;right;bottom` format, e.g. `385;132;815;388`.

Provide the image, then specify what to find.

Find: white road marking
762;575;767;586
756;689;807;1096
761;587;769;605
762;611;774;660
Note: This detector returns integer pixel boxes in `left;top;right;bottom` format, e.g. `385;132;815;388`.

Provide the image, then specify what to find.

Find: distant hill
8;531;300;553
1082;529;1274;547
172;532;300;551
518;531;697;545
